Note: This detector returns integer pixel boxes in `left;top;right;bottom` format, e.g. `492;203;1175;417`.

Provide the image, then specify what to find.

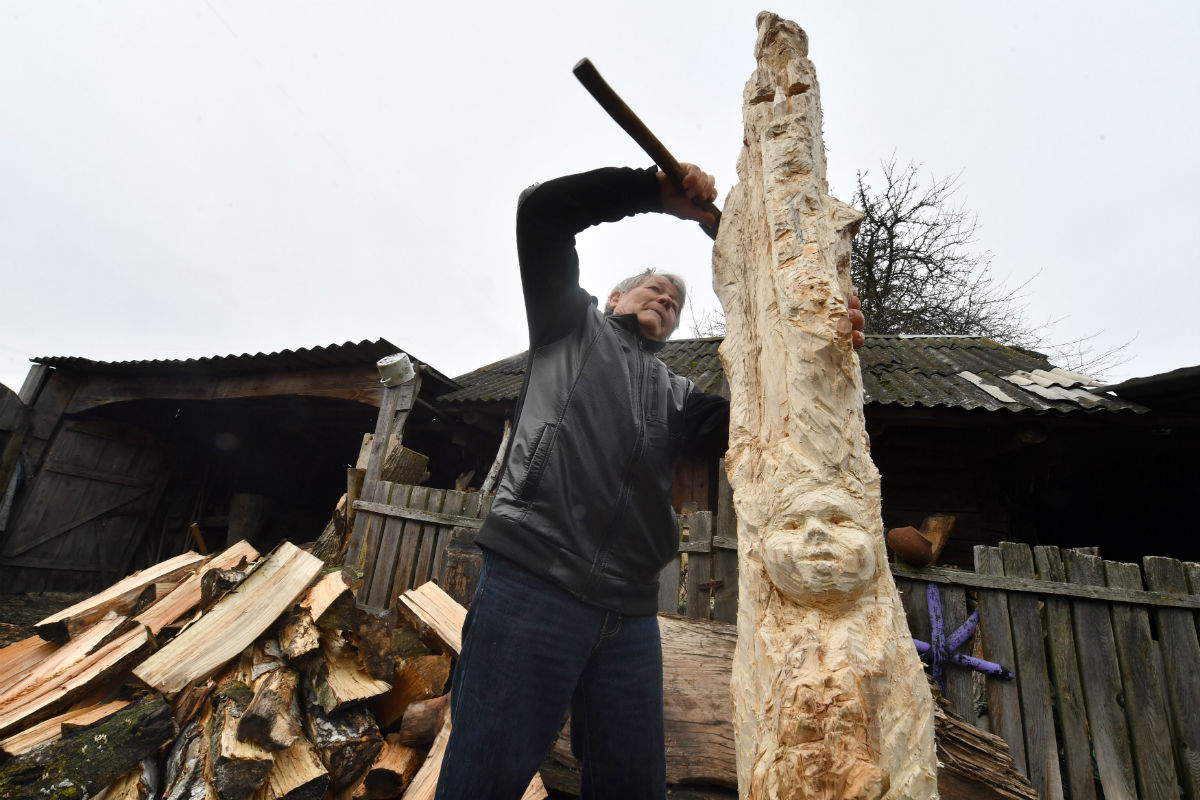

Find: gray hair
603;268;688;331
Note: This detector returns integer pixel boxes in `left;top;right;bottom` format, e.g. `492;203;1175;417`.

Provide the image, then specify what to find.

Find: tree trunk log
0;693;174;800
713;13;938;799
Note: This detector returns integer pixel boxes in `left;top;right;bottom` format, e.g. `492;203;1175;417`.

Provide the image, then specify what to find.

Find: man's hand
658;163;718;226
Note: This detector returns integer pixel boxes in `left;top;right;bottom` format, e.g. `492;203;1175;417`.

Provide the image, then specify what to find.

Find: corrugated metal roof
33;339;460;393
443;334;1146;416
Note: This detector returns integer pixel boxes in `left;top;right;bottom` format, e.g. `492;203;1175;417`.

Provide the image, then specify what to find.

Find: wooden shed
435;335;1197;566
0;339;460;593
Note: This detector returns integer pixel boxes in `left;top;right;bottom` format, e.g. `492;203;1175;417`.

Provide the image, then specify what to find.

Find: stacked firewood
0;540;542;800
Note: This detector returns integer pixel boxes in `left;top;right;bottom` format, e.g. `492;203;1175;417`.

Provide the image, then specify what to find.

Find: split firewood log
207;659;274;800
398;693;450;747
0;635;57;691
94;759;160;800
343;605;399;682
0;624;152;738
239;667;303;751
279;606;321;662
302;678;383;789
134;542;324;698
372;655;451;731
134;541;259;636
35;551;206;643
307;631;391;714
162;706;215;800
0;693;173;800
251;639;285;683
340;734;422;800
0;612;130;710
172;679;216;728
249;734;329;800
396;582;466;656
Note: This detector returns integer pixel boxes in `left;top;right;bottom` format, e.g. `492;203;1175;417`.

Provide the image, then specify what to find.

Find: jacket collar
608;313;668;352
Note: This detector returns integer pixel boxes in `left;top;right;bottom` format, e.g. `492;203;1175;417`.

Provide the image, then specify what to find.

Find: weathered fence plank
1144;556;1200;800
365;482;410;608
1105;560;1182;800
711;464;738;624
684;513;713;619
940;584;975;724
974;545;1027;777
1063;549;1138;800
1033;546;1097;800
1000;542;1064;800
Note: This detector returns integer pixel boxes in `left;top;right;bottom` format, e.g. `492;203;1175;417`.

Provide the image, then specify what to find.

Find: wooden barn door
0;418;167;592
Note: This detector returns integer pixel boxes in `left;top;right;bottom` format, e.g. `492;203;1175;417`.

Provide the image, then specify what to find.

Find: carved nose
803;524;830;545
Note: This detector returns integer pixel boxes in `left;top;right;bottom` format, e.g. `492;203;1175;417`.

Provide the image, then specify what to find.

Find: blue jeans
434;552;666;800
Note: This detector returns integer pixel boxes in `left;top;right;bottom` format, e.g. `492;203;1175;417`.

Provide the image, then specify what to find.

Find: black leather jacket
475;167;728;615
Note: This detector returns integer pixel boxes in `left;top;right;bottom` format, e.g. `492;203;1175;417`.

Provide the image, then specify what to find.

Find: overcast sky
2;2;1197;393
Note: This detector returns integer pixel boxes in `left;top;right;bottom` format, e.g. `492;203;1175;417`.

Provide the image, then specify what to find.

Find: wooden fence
348;379;1200;800
897;543;1200;800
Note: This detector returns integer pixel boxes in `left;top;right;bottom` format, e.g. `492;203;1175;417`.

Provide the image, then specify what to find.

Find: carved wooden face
760;488;878;603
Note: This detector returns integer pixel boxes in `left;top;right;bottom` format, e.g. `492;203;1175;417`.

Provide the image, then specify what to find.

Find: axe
573;58;721;240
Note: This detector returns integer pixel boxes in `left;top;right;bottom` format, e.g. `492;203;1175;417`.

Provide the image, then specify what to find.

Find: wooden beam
64;365;387;414
892;560;1200;609
352;501;484;531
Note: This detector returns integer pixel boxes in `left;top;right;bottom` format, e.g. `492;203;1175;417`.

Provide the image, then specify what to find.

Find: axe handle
573;58;720;240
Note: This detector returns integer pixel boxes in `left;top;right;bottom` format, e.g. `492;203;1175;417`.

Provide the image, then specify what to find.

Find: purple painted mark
915;583;1014;692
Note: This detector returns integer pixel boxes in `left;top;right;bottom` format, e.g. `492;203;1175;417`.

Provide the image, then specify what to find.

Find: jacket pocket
516;422;557;504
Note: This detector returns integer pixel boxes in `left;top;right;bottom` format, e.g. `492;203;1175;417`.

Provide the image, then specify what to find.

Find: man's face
608;276;680;342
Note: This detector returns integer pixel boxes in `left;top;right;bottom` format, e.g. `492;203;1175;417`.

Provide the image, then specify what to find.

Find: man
435;164;864;799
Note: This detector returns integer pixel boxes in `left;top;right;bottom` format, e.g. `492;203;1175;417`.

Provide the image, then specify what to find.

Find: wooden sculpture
713;13;939;799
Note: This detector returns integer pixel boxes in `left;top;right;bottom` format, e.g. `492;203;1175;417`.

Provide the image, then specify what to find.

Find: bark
0;693;174;800
239;667;303;751
712;16;939;798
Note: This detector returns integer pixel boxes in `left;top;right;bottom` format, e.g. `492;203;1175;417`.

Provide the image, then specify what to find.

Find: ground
0;592;89;646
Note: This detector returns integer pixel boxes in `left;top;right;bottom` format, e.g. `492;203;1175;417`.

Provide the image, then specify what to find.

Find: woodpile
0;539;540;800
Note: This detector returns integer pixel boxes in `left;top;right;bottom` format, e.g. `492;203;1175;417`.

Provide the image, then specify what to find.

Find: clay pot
887;526;934;567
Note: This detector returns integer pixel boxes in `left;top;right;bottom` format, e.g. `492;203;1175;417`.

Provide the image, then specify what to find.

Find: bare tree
851;158;1039;348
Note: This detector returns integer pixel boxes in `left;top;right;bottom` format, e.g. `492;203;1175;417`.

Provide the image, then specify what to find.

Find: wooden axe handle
573;58;720;240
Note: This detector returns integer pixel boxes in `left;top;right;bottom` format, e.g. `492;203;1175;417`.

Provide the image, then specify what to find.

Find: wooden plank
711;462;738;623
364;383;411;485
431;492;470;583
1062;549;1137;800
364;483;410;609
892;562;1200;609
658;554;682;614
679;511;713;553
1032;546;1096;800
999;542;1063;800
352;500;486;531
133;542;323;697
412;489;447;590
684;514;713;619
345;480;389;576
390;486;430;604
1143;556;1200;800
1105;559;1180;800
42;462;153;489
427;491;466;588
897;577;932;643
973;546;1026;776
940;584;975;723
